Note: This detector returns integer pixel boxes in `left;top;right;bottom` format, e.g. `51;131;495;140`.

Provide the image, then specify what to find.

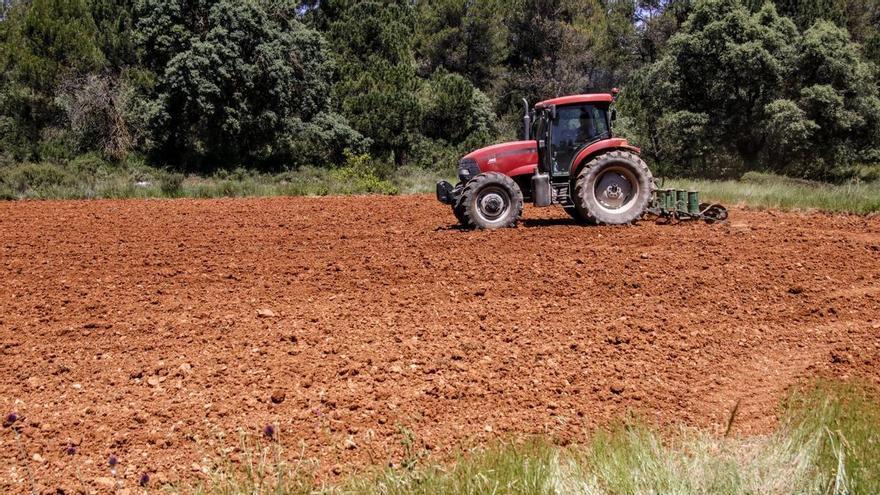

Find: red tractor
436;91;725;229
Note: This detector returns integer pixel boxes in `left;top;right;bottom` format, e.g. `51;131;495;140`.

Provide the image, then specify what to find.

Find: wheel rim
475;186;510;223
594;166;639;213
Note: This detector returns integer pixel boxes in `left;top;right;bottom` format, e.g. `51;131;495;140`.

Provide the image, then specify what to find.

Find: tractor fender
570;139;641;178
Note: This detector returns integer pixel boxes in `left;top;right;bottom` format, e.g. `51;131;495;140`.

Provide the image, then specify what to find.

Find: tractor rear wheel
563;206;596;225
456;172;523;229
573;151;653;225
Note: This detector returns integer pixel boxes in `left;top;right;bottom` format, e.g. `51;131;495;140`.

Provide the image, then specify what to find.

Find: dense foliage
623;0;880;178
0;0;878;179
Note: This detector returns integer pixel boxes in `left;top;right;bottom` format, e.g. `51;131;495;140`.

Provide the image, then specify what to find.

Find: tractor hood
458;140;538;181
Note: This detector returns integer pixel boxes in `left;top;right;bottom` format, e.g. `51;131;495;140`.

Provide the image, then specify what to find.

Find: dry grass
175;381;879;495
667;172;880;215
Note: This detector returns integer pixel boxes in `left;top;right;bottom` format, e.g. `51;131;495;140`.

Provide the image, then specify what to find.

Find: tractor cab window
550;104;609;175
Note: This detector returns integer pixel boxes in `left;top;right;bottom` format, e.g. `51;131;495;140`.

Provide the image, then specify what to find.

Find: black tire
455;172;523;229
699;203;729;224
573;151;653;225
563;206;597;225
452;201;468;225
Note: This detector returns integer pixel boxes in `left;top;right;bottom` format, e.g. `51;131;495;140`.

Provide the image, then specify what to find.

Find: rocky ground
1;196;878;493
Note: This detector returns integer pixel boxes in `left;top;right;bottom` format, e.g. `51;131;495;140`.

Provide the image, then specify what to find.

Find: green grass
1;158;878;215
667;172;880;215
0;163;410;200
0;154;444;200
175;381;880;495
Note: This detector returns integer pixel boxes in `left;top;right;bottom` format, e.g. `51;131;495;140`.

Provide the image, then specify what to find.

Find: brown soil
1;196;878;493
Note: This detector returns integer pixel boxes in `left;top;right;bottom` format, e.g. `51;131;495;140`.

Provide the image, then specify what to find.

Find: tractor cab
528;94;615;182
524;92;644;214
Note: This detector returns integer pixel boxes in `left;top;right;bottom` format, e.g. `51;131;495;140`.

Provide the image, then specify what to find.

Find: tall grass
667;172;880;215
0;154;415;200
178;381;879;495
2;159;878;214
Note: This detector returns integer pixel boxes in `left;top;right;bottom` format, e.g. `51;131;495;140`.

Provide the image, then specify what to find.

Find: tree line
1;0;878;180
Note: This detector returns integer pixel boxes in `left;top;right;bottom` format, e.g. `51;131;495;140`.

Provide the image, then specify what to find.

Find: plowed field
1;196;879;493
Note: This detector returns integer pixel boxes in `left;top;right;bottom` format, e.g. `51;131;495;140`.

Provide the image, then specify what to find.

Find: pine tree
0;0;105;160
414;0;508;90
326;0;422;165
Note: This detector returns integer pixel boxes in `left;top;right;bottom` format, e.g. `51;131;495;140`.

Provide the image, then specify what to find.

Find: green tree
414;0;508;90
627;0;879;178
503;0;594;103
135;0;367;169
744;0;880;68
420;69;495;145
626;0;797;174
90;0;138;68
636;0;694;63
325;0;422;165
496;0;642;127
782;21;880;175
756;0;845;30
0;0;105;160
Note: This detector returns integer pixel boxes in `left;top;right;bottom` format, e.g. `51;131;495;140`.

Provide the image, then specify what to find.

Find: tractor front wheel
456;172;523;229
573;151;653;225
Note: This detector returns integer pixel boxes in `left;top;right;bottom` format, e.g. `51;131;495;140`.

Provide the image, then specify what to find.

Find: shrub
329;152;398;195
408;136;464;172
159;172;184;196
0;162;75;195
69;152;111;175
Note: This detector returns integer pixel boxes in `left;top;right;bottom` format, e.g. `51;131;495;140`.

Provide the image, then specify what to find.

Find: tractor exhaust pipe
522;98;531;140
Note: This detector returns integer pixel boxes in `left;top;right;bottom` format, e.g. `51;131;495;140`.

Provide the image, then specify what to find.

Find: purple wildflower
108;454;118;468
139;472;150;487
263;424;276;440
64;444;77;456
3;412;18;427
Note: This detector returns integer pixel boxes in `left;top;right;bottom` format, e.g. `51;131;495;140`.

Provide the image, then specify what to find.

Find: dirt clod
257;309;277;318
94;477;116;488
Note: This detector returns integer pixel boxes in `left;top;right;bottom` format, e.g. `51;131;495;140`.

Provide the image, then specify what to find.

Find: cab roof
534;94;613;109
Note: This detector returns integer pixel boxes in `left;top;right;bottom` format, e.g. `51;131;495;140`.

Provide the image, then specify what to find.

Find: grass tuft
350;440;557;495
188;430;316;495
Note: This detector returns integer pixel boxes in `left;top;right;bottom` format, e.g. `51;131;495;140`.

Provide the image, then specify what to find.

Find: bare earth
1;196;878;493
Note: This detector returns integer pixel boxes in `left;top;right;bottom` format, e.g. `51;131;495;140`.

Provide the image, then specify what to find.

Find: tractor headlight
458;158;479;182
